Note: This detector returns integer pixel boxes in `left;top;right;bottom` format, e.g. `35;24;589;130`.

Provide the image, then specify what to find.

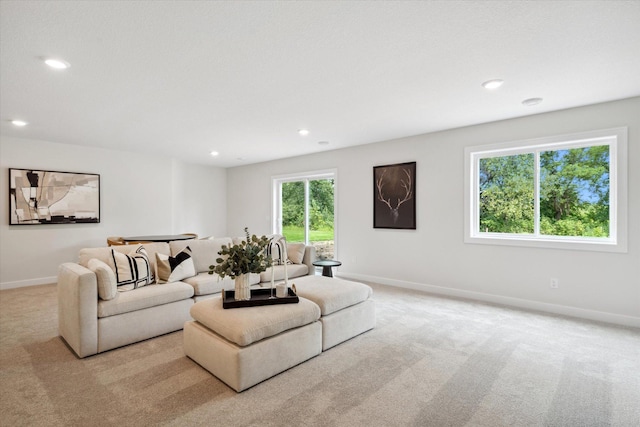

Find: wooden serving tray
222;288;299;309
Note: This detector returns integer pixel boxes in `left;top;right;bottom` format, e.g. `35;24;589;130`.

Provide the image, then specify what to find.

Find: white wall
171;159;227;239
2;98;637;326
0;137;227;289
227;97;640;327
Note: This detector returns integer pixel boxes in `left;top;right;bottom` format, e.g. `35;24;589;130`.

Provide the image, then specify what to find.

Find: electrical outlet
550;278;559;289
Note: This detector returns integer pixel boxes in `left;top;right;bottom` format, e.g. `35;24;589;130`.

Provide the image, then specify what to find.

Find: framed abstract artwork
9;168;100;225
373;161;416;229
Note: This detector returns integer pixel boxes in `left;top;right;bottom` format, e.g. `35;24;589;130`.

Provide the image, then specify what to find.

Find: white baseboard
337;272;640;329
3;272;638;329
0;276;57;291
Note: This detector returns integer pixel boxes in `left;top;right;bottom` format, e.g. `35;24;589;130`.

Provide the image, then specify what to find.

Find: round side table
312;259;342;277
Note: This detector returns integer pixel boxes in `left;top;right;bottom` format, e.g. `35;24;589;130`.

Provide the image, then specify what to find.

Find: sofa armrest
57;263;99;358
303;245;317;276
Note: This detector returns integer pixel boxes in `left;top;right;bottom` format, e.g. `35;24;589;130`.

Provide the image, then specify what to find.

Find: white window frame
271;169;338;257
464;127;628;253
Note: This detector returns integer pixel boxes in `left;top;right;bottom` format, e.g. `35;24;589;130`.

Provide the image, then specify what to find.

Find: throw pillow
156;246;196;284
110;247;153;291
87;258;117;300
287;243;306;264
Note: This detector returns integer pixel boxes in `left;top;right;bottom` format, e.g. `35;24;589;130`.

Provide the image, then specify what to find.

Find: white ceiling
1;1;639;167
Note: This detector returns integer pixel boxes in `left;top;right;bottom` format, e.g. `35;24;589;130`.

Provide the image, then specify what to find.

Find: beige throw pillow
87;258;117;300
287;243;306;264
156;247;196;283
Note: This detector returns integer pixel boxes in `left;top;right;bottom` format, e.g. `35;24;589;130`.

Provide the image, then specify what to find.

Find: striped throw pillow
111;246;153;291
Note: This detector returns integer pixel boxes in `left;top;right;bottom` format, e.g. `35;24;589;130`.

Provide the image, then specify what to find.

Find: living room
1;1;639;425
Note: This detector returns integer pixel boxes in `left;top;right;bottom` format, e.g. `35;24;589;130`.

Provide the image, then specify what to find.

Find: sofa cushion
293;276;373;316
156;247;196;284
189;296;320;346
259;264;308;283
97;282;194;318
111;247;154;291
182;272;260;296
287;243;306;264
170;238;232;273
87;258;117;300
79;246;115;269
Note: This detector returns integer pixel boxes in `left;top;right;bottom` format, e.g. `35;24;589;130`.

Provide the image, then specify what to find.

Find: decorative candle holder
271;235;289;298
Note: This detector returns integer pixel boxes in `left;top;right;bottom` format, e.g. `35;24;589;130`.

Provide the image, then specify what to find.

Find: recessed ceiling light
44;58;70;69
318;141;329;145
522;97;543;106
210;151;219;157
482;79;504;90
11;120;28;127
298;129;310;136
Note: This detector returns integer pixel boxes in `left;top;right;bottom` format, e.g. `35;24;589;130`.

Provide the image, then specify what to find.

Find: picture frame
373;161;416;229
9;168;100;225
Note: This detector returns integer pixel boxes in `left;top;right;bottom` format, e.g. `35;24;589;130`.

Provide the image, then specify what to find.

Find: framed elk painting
9;168;100;225
373;161;416;230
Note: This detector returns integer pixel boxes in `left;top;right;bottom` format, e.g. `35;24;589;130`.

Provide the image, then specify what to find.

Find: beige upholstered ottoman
183;296;322;392
292;275;375;350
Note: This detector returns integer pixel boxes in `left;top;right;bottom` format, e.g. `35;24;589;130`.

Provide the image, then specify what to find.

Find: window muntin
465;128;627;252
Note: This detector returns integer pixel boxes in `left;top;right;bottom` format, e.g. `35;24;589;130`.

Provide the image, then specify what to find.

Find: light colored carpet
1;282;638;426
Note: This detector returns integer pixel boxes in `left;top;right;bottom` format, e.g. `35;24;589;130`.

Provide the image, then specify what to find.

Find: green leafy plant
208;227;272;279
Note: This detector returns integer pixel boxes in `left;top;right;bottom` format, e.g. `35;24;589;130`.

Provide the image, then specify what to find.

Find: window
465;128;627;252
272;170;337;260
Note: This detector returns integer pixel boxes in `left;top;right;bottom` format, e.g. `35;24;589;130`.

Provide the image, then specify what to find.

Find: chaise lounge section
292;275;376;350
184;296;323;392
57;260;194;358
183;276;376;392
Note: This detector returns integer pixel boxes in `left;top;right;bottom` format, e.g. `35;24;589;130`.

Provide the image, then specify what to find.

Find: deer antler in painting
376;168;413;224
396;168;413;210
376;170;393;210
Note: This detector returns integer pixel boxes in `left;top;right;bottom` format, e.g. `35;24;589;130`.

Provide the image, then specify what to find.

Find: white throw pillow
110;247;153;291
87;258;117;300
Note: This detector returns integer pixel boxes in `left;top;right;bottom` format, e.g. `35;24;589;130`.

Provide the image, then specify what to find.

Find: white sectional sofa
57;237;316;358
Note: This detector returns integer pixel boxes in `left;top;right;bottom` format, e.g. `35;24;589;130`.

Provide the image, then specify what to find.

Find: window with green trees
479;153;535;234
273;171;336;260
281;179;334;243
465;128;627;252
